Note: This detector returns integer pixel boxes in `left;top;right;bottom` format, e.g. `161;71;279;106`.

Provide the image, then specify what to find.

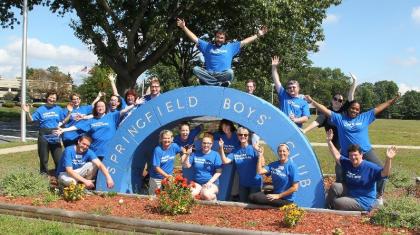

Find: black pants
38;129;62;174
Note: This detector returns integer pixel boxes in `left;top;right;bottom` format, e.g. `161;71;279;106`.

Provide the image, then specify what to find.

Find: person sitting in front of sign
271;56;310;127
249;143;299;207
181;132;222;201
54;98;142;160
218;127;263;203
149;130;188;195
176;18;268;87
56;135;114;189
326;130;397;211
22;91;66;175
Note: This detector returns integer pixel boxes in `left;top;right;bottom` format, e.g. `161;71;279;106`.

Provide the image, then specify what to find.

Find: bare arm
21;104;33;122
218;138;232;164
155;166;171;178
326;129;340;164
119;97;143;117
271;56;282;93
267;182;299;200
206;169;222;185
348;72;357;101
290;116;308;125
65;167;95;189
108;73;119;96
92;159;114;188
177;18;198;44
181;152;191;168
240;25;268;47
305;95;332;118
91;92;104;107
374;94;400;116
302;120;320;134
256;149;268;175
381;146;397;177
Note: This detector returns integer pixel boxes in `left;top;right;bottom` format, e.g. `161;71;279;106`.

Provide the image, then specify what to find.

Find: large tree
2;0;340;94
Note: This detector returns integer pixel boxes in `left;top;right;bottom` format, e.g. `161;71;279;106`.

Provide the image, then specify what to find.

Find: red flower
182;182;188;188
155;188;161;195
175;174;183;183
161;178;168;185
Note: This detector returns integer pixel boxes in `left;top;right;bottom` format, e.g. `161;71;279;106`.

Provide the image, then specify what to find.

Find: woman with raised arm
54;97;142;160
181;133;222;201
22;91;66;174
302;73;357;182
326;129;397;211
305;93;399;205
249;143;299;207
218;127;262;203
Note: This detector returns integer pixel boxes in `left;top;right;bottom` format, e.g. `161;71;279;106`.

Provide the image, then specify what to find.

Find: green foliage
75;66;113;102
3;92;16;101
370;197;420;231
91;205;113;216
32;189;60;206
62;182;86;202
0;169;50;197
156;175;195;215
279;203;305;227
2;102;15;108
398;90;420;120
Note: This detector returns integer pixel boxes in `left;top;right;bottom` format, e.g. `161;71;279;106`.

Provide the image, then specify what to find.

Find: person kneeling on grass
249;143;299;207
181;132;222;201
326;129;397;211
56;135;114;189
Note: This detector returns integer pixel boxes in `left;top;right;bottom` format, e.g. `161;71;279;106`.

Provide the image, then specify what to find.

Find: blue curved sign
97;86;325;208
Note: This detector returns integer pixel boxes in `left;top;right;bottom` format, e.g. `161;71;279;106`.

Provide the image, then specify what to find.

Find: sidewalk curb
0;144;37;155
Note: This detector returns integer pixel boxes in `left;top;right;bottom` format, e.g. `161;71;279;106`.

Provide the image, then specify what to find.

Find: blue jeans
193;66;234;86
239;185;261;203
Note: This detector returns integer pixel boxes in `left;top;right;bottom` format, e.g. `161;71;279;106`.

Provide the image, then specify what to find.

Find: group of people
21;18;401;212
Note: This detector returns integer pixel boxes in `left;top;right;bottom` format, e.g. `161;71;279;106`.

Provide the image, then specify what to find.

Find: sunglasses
237;133;249;137
333;97;343;103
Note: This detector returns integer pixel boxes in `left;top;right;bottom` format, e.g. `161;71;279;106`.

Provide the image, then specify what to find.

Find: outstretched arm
240;25;268;47
177;18;198;44
65;167;95;189
326;129;340;164
381;146;397;177
305;95;332;118
374;94;400;116
302;120;320;134
91;91;104;107
92;159;115;189
108;74;119;96
21;104;33;122
348;72;357;101
218;138;232;164
119;97;142;117
256;148;268;175
271;56;282;93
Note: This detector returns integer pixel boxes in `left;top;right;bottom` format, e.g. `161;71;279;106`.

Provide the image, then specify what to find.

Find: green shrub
2;102;15;108
156;175;195;215
279;203;305;227
370;197;420;231
3;92;16;101
32;103;44;108
63;182;86;202
0;169;50;197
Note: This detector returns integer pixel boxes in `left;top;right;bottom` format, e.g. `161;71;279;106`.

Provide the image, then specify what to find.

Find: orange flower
182;182;188;188
175;174;183;183
162;177;168;185
155;188;161;195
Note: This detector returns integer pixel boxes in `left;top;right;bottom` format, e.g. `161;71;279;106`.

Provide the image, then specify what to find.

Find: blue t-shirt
150;143;182;179
264;160;299;201
340;156;384;211
331;109;376;156
197;39;241;72
227;145;262;187
120;95;127;109
56;145;97;175
189;150;222;185
62;105;93;142
174;125;202;147
212;132;240;154
277;87;310;128
32;105;66;129
75;112;120;157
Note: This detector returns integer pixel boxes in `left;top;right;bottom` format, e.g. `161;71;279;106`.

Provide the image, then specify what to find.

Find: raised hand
271;56;280;66
326;129;334;141
21;104;30;113
386;145;397;159
108;73;116;83
218;138;224;149
258;25;268;37
176;18;185;29
304;95;313;104
349;72;357;84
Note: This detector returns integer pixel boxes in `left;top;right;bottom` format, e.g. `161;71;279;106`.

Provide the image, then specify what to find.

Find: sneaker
220;81;231;87
373;197;384;208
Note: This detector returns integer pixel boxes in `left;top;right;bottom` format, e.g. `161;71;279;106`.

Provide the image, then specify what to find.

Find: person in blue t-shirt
61;93;93;147
22;91;66;174
249;143;299;207
326;130;397;211
271;56;310;127
149;130;188;195
181;133;222;201
56;135;114;189
54;98;141;160
305;93;400;205
174;122;203;148
177;18;268;87
219;127;262;203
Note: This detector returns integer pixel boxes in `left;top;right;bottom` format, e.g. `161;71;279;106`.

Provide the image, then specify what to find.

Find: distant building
0;77;72;100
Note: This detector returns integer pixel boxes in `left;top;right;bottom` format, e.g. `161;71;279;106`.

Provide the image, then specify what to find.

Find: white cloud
412;6;420;24
398;83;420;94
0;37;97;84
323;14;339;24
392;56;419;67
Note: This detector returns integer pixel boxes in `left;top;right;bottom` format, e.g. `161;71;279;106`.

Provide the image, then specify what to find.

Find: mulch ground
0;175;415;235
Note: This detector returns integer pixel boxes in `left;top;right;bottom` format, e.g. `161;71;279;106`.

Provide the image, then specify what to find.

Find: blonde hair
159;130;173;144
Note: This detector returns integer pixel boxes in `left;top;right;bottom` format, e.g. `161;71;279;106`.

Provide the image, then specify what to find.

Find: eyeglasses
238;133;249;137
202;142;212;145
333;97;343;103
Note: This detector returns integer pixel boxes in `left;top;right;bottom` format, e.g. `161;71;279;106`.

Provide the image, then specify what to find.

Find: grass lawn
0;214;119;235
0;107;22;122
303;116;420;146
0;140;36;149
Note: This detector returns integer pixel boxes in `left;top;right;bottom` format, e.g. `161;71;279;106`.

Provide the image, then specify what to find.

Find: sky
0;1;419;93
